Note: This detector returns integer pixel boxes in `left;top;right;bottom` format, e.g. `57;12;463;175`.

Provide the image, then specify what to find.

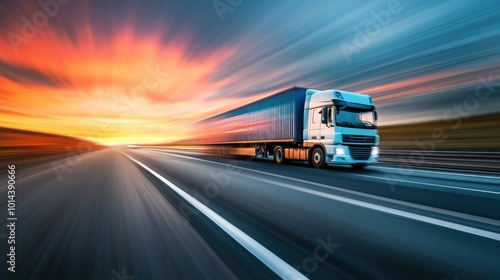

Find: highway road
1;148;499;279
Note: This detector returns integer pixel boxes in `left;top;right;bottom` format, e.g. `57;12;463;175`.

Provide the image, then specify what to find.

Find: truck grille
349;146;372;160
343;134;375;144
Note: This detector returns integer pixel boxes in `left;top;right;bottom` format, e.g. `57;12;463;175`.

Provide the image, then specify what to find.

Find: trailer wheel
274;146;285;164
311;147;327;169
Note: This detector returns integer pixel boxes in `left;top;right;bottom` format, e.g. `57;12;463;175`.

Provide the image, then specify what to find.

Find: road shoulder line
121;152;308;280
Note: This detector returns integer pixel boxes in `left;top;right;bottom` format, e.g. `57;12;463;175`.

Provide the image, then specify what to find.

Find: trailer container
203;87;307;143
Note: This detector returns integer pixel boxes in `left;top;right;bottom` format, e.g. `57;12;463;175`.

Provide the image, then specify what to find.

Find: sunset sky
0;0;499;145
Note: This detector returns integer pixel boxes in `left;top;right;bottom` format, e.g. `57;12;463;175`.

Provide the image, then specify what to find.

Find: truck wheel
351;164;366;169
311;147;327;168
274;146;285;164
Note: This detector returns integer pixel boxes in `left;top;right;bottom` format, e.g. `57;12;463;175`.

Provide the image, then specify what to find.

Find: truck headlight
371;147;379;156
335;147;347;155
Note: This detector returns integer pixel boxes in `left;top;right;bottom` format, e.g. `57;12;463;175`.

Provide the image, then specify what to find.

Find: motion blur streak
242;175;500;242
2;147;498;279
1;1;499;144
122;152;308;280
0;150;239;279
155;150;500;241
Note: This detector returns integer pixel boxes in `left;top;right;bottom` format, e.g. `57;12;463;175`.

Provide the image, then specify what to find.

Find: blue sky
0;0;499;143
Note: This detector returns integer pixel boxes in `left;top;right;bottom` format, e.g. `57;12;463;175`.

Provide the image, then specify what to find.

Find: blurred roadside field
0;127;104;168
379;112;500;152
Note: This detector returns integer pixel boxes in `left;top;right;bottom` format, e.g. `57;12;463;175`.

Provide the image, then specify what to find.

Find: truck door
319;107;333;141
309;109;321;142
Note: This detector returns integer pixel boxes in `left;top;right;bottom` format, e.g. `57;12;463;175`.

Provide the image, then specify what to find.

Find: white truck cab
303;89;379;168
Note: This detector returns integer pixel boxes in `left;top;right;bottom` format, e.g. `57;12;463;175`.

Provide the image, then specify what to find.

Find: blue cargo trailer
203;87;307;143
202;86;380;169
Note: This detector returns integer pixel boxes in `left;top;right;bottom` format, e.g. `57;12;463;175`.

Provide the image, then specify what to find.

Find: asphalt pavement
1;148;499;279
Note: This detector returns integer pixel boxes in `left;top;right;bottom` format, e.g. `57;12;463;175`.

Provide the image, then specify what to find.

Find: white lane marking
349;173;500;195
149;148;500;179
121;152;308;280
151;150;500;228
372;166;500;180
153;149;500;195
236;174;500;242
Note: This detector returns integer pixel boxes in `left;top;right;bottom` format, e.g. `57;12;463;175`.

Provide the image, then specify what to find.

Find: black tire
274;146;286;164
311;147;327;168
351;164;366;169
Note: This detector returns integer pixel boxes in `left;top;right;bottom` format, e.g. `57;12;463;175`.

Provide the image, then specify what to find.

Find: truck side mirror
374;111;378;121
321;106;328;124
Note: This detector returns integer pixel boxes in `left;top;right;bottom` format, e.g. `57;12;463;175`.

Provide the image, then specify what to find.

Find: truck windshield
336;108;377;129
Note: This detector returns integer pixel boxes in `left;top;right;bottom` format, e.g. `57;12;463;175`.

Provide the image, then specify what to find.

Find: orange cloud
0;12;247;144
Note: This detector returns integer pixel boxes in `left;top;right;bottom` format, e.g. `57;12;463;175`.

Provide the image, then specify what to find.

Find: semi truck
202;86;379;169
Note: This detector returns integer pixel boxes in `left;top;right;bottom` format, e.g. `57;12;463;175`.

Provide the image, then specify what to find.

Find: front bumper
325;145;378;165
